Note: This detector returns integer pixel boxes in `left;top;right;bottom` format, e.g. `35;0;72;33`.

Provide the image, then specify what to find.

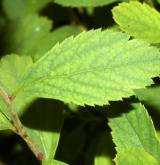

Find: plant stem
69;8;87;32
0;87;46;161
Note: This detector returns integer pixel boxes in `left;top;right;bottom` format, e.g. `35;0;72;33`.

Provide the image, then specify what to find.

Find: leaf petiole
0;86;46;161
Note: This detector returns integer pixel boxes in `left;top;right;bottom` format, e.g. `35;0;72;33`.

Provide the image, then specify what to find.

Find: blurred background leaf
1;14;81;61
135;87;160;111
2;0;52;19
53;0;122;7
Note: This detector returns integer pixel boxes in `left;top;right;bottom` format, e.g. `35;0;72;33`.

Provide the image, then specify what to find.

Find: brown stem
0;87;46;161
69;8;87;32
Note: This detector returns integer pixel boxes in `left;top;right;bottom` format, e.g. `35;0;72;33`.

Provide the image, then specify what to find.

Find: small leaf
115;148;159;165
3;14;81;60
54;0;121;7
19;29;160;106
112;2;160;43
0;111;13;130
109;103;160;163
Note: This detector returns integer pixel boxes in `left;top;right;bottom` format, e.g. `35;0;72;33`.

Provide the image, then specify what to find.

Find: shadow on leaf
21;98;64;132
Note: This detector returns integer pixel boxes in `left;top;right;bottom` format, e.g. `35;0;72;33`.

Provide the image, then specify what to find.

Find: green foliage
2;0;51;19
2;31;159;106
115;148;159;165
94;156;112;165
109;103;160;163
0;111;13;130
0;0;160;164
11;29;159;106
94;132;114;165
112;2;160;43
135;87;160;110
0;55;33;94
3;14;81;61
0;56;64;163
54;0;120;7
22;100;65;163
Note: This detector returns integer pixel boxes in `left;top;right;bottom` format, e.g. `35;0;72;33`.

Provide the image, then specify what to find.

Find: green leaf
109;103;160;163
0;55;63;162
0;111;13;130
54;0;121;7
2;0;51;19
19;29;160;106
115;148;159;165
135;87;160;110
3;14;81;61
0;55;64;161
33;25;81;61
112;2;160;43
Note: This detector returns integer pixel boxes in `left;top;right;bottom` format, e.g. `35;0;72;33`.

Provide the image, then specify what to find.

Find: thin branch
69;8;88;32
0;87;46;161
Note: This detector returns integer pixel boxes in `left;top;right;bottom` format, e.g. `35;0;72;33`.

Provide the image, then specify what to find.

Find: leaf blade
115;148;159;165
112;2;160;43
109;103;160;163
20;29;160;105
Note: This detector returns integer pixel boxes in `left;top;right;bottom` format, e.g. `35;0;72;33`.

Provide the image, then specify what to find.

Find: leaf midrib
22;59;155;89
